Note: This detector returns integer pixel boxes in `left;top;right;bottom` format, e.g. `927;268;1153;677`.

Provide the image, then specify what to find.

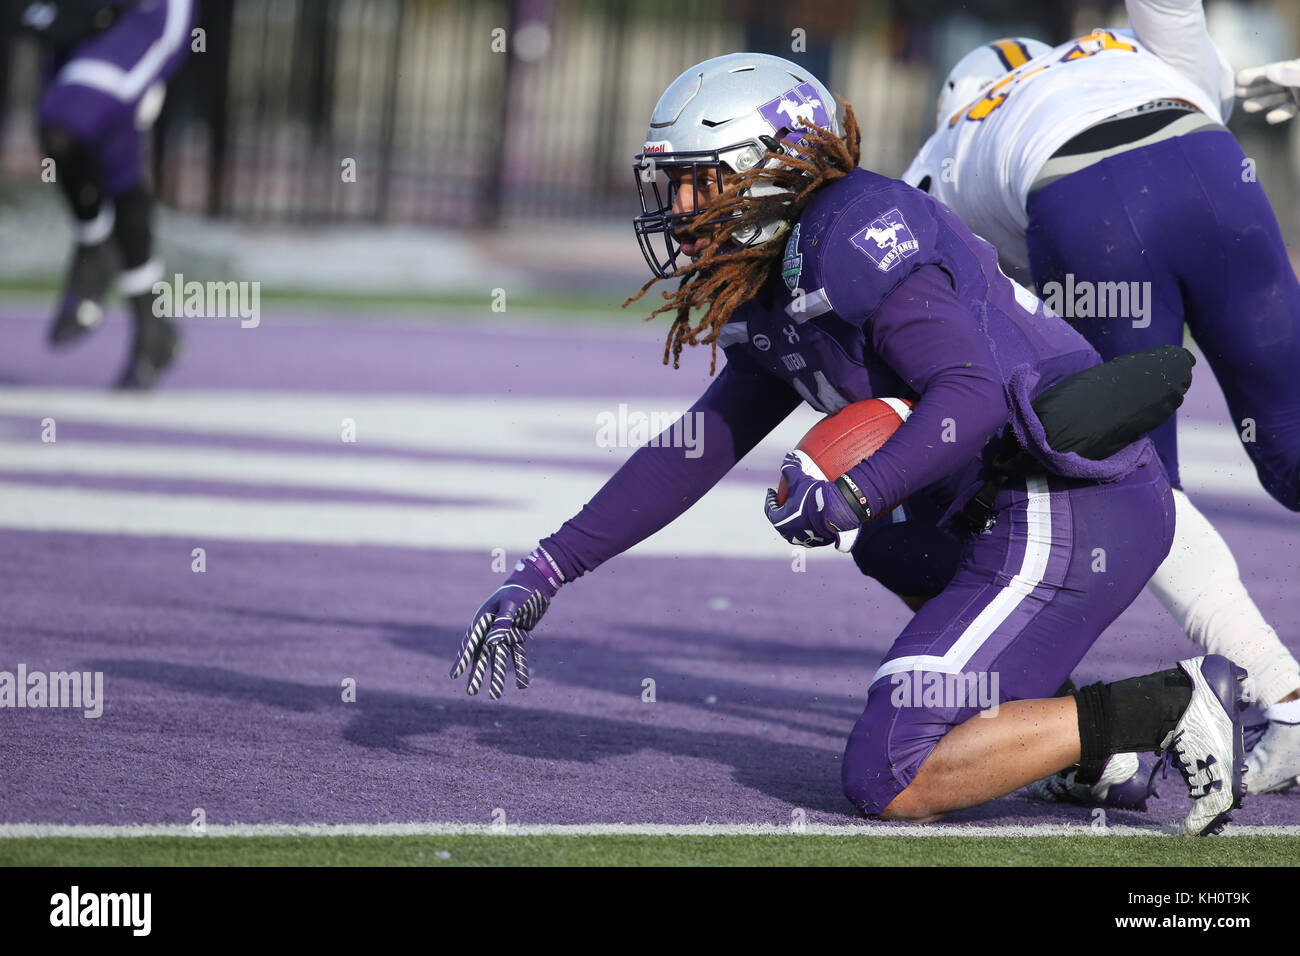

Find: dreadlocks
624;102;862;375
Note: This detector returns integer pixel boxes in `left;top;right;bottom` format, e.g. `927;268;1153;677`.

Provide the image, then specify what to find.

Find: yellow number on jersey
1059;30;1137;61
949;67;1047;128
949;31;1136;128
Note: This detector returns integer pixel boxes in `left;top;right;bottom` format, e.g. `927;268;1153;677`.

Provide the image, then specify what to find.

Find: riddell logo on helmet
643;141;671;153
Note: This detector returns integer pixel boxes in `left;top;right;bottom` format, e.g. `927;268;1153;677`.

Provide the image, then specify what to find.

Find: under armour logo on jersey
782;324;799;344
850;208;919;273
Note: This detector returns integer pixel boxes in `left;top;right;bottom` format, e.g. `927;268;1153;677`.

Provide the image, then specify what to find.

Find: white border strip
2;822;1298;839
717;321;749;348
785;288;833;321
878;397;913;421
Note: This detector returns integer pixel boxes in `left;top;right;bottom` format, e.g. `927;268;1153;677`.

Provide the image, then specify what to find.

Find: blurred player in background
452;53;1249;835
12;0;195;388
1237;56;1300;125
902;0;1300;794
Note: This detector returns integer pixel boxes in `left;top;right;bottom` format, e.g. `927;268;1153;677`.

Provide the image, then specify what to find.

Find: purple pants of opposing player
841;454;1174;817
38;0;196;198
1026;128;1300;510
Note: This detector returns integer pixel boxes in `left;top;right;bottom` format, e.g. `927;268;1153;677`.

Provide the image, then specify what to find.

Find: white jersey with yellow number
902;1;1235;277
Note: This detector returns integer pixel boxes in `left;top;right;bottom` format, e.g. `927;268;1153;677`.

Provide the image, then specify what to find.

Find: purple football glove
451;548;562;699
763;450;864;552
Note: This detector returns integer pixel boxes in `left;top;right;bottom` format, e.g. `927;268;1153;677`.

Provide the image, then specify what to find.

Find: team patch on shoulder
781;223;803;292
849;208;919;273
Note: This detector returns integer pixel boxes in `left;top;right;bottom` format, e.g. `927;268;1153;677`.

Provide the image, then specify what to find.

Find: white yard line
2;822;1298;838
0;388;1268;501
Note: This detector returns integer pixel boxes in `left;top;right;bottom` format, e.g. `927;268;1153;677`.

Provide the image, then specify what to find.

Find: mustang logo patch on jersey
850;208;919;273
758;83;831;146
781;223;803;292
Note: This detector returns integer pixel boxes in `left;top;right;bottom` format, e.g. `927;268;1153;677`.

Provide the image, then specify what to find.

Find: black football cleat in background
49;239;120;345
115;292;181;390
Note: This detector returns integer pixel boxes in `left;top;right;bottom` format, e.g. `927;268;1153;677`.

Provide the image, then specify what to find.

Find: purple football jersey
537;168;1152;583
718;167;1131;519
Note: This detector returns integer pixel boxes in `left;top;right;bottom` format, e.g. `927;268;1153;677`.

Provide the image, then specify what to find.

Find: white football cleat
1160;656;1248;836
1245;719;1300;794
1026;752;1158;810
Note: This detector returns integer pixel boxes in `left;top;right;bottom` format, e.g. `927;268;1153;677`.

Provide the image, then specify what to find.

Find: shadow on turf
84;654;859;816
78;594;1218;828
77;646;1232;830
158;598;883;736
80;655;1175;826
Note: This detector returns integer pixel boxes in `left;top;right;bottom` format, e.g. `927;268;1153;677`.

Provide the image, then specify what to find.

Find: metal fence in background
178;0;937;227
1;0;1296;230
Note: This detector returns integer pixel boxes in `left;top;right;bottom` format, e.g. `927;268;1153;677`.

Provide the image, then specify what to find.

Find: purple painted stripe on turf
0;308;1239;417
0;471;492;507
0;309;710;398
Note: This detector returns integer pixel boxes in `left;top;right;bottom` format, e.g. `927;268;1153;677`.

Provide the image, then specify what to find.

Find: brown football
775;397;914;506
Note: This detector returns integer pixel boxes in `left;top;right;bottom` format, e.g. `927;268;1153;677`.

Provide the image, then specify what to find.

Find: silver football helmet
633;53;840;278
936;37;1053;130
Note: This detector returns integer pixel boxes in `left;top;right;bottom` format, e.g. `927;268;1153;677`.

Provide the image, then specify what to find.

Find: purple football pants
38;0;196;198
841;453;1174;817
850;491;962;600
1026;129;1300;510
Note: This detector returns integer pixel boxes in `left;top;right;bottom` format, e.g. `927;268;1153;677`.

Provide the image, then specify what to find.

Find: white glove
1236;59;1300;125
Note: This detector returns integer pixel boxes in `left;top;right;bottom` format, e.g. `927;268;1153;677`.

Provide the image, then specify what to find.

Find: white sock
76;205;115;245
1264;698;1300;725
118;258;164;297
1146;489;1300;708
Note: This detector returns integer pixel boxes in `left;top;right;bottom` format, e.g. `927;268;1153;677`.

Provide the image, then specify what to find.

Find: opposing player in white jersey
899;0;1300;794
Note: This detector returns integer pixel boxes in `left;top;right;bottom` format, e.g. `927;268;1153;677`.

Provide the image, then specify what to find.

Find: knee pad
841;689;938;817
841;732;893;816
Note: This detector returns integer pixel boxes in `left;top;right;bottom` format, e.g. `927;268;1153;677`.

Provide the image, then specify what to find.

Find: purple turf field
1;304;1297;830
